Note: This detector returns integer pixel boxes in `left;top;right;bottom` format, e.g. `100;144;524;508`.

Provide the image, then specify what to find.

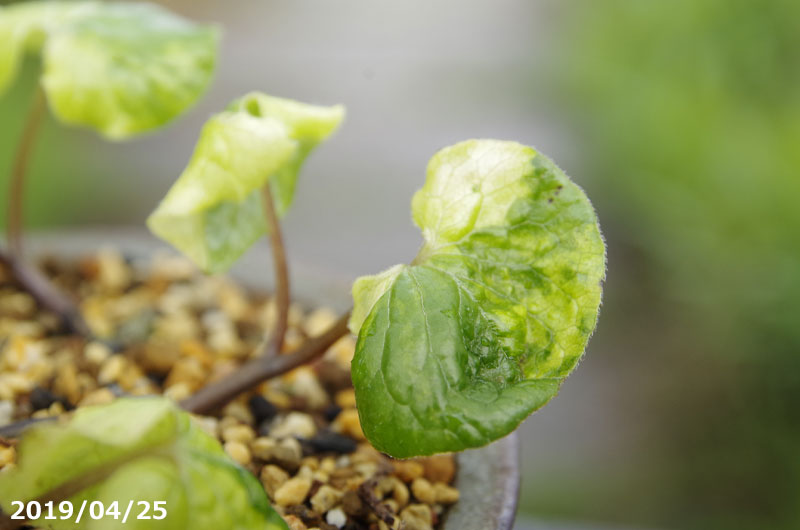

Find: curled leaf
148;92;344;273
228;93;346;216
348;264;405;333
0;397;287;530
0;1;218;139
351;140;606;457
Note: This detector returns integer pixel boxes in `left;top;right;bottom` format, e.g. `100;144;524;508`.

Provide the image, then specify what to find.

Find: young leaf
350;140;606;457
0;1;218;139
0;397;288;530
147;92;344;273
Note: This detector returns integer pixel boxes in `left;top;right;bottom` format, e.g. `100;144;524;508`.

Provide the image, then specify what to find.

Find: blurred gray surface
65;0;570;279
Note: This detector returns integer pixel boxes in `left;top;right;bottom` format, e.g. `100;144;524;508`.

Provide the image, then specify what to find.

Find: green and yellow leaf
147;92;344;273
0;397;288;530
350;140;606;457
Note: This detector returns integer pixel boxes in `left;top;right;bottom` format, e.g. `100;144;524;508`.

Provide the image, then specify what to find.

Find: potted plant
0;2;606;529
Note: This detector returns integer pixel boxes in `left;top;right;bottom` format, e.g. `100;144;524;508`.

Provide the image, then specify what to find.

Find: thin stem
261;184;290;354
0;417;51;439
0;312;352;434
0;247;91;337
6;85;47;258
181;311;351;414
0;85;91;336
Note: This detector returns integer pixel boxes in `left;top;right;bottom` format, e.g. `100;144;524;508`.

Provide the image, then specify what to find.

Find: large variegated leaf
350;140;605;457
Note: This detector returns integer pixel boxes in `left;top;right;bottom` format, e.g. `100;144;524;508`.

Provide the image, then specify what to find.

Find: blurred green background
2;1;799;529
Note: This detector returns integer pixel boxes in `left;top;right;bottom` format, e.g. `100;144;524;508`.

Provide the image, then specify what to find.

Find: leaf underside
350;140;605;457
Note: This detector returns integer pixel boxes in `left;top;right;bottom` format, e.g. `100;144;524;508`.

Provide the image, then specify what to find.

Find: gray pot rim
21;228;521;530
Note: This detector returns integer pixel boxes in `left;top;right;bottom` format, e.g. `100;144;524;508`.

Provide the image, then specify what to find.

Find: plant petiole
261;183;290;355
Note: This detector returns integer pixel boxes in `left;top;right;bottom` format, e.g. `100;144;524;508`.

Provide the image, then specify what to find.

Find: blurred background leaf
541;1;800;528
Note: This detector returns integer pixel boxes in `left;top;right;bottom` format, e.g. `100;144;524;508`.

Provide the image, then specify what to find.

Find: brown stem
0;85;90;336
359;476;396;525
0;312;352;435
0;417;51;439
261;184;290;354
6;85;47;258
0;249;91;337
181;311;351;414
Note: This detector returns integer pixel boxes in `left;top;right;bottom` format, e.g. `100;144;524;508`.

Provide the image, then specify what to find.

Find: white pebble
270;412;317;439
326;507;347;528
0;400;13;426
